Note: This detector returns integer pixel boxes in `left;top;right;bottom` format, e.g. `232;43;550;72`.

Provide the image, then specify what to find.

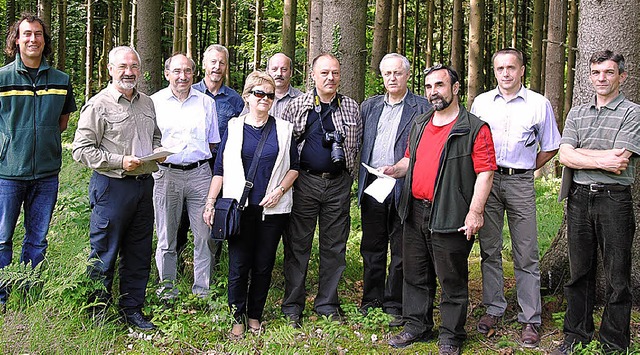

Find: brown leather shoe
388;330;434;348
477;313;500;334
520;323;540;348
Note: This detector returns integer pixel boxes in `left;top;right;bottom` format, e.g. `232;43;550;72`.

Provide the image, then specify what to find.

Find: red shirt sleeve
472;124;498;173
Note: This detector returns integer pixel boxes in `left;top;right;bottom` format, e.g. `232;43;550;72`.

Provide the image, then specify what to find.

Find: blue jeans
564;183;634;352
0;175;59;303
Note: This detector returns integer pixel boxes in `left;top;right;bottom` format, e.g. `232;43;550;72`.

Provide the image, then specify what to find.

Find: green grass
0;145;638;354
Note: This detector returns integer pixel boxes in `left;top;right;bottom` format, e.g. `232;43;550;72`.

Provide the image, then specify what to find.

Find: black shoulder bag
211;117;274;241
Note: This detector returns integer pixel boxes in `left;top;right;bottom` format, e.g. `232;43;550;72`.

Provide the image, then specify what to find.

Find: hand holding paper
362;163;397;203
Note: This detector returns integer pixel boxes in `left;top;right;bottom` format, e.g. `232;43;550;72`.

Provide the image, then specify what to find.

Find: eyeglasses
251;90;275;100
170;68;193;76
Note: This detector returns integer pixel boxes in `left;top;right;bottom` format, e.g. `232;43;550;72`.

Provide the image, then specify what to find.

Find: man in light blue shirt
470;48;561;348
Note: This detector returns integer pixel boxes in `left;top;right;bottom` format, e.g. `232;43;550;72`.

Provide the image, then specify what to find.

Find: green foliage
331;24;342;60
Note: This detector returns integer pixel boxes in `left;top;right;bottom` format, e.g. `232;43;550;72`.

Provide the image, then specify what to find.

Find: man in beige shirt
72;46;162;331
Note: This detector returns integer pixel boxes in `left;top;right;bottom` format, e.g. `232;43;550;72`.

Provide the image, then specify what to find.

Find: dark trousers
360;175;403;314
87;172;154;314
563;184;634;352
228;205;288;322
403;198;474;347
281;170;352;316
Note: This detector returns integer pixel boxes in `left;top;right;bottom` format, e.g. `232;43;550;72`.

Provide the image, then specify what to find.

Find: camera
323;131;346;166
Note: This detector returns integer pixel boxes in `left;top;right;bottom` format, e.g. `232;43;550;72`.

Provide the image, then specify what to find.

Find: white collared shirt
471;85;560;169
151;87;220;164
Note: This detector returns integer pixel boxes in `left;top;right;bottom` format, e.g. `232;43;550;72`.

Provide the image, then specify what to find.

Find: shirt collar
493;84;527;102
591;92;626;110
384;90;408;106
107;83;139;102
158;86;198;102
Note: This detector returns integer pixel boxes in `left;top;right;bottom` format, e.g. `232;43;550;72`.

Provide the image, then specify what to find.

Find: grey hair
379;53;411;73
164;53;196;71
108;46;141;66
202;44;229;63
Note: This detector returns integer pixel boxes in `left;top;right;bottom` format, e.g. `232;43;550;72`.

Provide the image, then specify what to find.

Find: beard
429;93;452;111
114;76;138;90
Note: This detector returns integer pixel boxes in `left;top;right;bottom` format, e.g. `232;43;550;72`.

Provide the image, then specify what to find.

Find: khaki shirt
72;84;162;178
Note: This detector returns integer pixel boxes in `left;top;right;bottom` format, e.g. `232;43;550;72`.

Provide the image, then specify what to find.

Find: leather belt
303;169;342;179
575;183;629;193
159;159;209;171
122;174;151;180
496;166;530;175
413;197;432;208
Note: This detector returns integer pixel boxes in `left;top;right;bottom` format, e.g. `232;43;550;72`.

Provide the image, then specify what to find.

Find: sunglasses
251;90;275;100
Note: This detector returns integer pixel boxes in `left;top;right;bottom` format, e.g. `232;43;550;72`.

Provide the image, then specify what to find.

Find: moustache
122;75;137;80
274;75;285;80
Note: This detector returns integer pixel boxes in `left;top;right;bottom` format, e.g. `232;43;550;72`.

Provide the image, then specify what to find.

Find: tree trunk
483;0;493;90
130;0;137;46
410;0;420;91
321;0;367;103
467;0;484;107
253;0;263;69
186;0;194;58
136;0;162;95
307;0;323;90
529;0;544;92
543;0;567;127
172;0;183;54
425;0;434;68
438;0;444;63
540;0;640;305
282;0;297;64
98;0;114;89
397;0;405;54
388;0;398;53
56;0;66;70
511;0;518;48
119;0;130;45
562;0;578;130
85;0;94;102
219;0;227;45
37;0;51;31
450;0;463;74
371;0;391;75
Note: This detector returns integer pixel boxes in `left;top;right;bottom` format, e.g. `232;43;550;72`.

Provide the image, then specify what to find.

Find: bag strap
238;116;275;209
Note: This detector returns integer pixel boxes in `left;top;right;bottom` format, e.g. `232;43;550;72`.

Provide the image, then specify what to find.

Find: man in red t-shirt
384;65;496;354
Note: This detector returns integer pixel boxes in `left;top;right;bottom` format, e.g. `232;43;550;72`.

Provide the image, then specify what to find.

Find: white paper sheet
361;163;396;203
139;144;185;162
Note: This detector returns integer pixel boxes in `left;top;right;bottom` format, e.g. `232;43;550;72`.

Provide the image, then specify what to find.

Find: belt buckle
506;167;514;175
321;172;331;179
589;184;602;192
245;181;254;188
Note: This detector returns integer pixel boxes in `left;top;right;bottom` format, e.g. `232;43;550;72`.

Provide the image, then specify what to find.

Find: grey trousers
478;171;542;324
281;170;352;316
153;163;216;296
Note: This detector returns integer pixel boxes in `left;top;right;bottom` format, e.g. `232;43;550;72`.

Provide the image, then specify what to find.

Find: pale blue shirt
471;85;560;170
151;87;220;164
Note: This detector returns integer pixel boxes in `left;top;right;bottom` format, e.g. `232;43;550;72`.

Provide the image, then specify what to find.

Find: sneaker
123;311;156;330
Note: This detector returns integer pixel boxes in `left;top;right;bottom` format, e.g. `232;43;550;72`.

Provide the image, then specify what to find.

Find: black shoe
388;330;433;348
359;300;382;316
439;344;460;355
550;342;573;355
388;314;405;328
285;313;302;328
123;312;156;330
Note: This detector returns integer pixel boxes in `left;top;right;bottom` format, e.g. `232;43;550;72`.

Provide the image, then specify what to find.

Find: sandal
248;318;262;335
228;323;245;340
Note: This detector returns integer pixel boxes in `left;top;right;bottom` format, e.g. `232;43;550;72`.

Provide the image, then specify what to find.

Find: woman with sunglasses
203;71;299;339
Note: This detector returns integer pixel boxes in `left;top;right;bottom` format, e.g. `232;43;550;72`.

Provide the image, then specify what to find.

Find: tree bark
425;0;434;68
56;0;66;70
543;0;567;127
511;0;518;48
119;0;130;45
410;0;420;91
450;0;464;74
371;0;391;75
98;0;114;89
467;0;484;107
438;0;444;63
388;0;398;53
540;0;640;305
282;0;297;64
37;0;51;31
130;0;137;46
186;0;194;58
397;0;405;54
321;0;367;103
529;0;545;92
172;0;184;54
253;0;263;69
136;0;163;95
85;0;94;102
562;0;578;130
307;0;323;90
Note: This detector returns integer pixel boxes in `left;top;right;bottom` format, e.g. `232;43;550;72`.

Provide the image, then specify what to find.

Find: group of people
0;13;637;355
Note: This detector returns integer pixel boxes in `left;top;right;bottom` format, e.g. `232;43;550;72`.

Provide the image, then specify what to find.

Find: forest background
0;0;639;353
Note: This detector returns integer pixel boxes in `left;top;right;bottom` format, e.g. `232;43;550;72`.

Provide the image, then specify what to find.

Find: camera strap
296;96;336;144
